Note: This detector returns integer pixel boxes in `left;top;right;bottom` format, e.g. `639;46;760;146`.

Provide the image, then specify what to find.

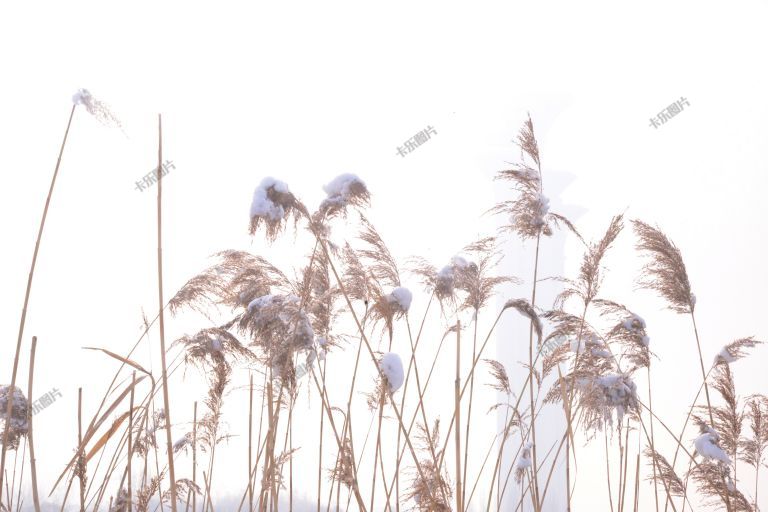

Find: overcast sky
1;1;767;510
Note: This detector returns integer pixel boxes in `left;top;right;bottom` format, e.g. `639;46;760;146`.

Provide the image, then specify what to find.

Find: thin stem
27;336;41;512
156;114;178;512
0;104;76;506
454;320;463;512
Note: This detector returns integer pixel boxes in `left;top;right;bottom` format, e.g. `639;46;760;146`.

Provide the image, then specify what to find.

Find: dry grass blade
82;347;153;381
85;410;135;462
50;376;147;495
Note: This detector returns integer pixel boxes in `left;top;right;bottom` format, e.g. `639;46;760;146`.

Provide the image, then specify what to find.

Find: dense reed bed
1;93;765;512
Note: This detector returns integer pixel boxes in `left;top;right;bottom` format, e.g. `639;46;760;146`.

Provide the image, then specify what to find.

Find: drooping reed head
72;88;122;128
249;177;307;240
632;220;695;314
317;173;370;220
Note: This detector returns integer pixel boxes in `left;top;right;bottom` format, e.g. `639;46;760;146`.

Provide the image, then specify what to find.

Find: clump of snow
435;256;476;298
532;194;550;226
380;352;405;392
318;173;369;217
436;265;455;295
695;432;731;464
323;173;366;202
211;337;223;352
72;88;93;105
622;313;650;346
387;287;412;313
250;177;291;222
715;347;736;365
516;442;533;470
622;313;646;331
450;256;472;270
596;373;638;422
690;292;697;307
173;434;191;453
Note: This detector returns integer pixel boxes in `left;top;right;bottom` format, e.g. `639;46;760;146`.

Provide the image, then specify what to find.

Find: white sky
1;1;767;510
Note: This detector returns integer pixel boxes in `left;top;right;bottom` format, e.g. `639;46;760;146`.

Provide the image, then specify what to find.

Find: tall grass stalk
0;104;77;506
155;114;178;511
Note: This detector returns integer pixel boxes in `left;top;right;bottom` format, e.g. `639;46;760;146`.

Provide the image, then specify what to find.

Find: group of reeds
0;92;765;512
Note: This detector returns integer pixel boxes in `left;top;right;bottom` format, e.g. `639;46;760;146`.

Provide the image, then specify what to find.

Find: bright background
1;1;767;510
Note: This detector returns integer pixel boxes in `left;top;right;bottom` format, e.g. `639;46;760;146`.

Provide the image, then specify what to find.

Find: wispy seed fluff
0;385;29;450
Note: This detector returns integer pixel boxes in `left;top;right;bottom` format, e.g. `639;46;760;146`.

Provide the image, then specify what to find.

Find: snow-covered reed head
594;373;639;426
387;286;412;314
411;254;477;305
168;250;280;314
514;442;534;483
239;293;315;384
173;327;255;371
492;115;578;240
694;427;731;464
574;372;639;431
713;336;763;366
597;300;653;371
71;88;122;128
632;220;695;314
452;238;514;312
379;352;404;393
367;286;412;339
249;177;306;241
317;173;370;220
0;385;29;450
